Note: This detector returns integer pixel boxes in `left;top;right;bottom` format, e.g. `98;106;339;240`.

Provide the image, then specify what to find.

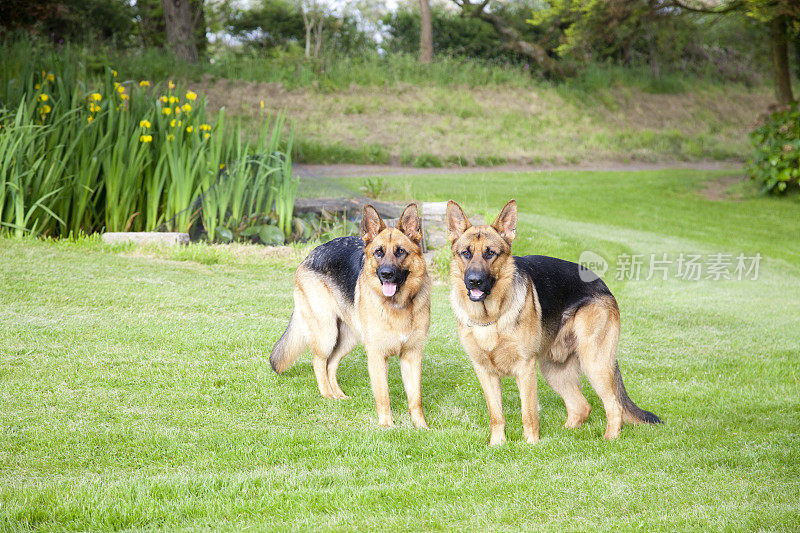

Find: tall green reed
1;44;296;241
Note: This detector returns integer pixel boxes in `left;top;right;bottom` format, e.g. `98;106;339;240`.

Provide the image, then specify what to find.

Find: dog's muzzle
377;265;407;297
464;269;494;302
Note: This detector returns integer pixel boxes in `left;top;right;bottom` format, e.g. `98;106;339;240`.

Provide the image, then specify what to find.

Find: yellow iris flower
139;134;153;143
162;107;172;115
38;94;49;102
186;91;197;101
139;80;151;87
139;120;151;128
181;103;192;113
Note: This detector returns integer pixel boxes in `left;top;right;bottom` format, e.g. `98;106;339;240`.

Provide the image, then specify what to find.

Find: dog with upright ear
446;200;471;246
271;200;432;430
491;199;516;245
361;204;387;245
397;203;423;245
446;198;661;446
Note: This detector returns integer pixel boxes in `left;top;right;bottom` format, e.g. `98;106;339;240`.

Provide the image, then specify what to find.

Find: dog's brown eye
394;247;406;258
461;248;472;259
484;249;496;260
374;248;384;258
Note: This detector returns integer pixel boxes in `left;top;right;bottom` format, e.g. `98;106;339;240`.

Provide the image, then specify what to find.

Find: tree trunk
161;0;198;63
648;31;660;80
191;0;206;56
771;15;795;105
301;8;311;59
313;17;324;59
419;0;433;63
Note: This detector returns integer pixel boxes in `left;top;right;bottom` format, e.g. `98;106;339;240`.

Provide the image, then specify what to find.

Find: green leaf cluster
747;103;800;195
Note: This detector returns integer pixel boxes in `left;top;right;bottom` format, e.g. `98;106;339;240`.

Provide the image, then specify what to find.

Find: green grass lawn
2;169;799;531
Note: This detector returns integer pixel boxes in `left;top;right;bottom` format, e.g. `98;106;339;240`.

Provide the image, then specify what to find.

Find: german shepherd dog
270;204;430;428
446;200;660;445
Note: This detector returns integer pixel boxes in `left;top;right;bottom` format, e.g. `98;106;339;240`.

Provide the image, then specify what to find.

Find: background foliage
747;103;800;194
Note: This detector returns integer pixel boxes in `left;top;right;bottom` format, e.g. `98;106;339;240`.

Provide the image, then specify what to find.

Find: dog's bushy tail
270;312;307;374
614;362;662;424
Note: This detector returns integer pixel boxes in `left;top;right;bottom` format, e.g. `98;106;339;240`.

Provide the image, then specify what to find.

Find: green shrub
292;139;389;164
360;177;389;198
412;153;443;168
747;104;800;195
474;155;507;166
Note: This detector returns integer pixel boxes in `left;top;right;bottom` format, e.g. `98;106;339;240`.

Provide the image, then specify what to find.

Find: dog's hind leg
297;280;341;399
539;355;591;429
573;301;623;440
326;320;357;400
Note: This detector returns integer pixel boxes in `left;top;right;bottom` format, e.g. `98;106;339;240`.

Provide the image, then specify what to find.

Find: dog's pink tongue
469;288;484;299
382;282;397;297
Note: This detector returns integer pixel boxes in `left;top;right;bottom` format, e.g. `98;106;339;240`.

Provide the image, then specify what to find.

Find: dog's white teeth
382;282;397;297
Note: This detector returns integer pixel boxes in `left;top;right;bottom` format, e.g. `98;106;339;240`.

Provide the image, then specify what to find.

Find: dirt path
294;160;743;179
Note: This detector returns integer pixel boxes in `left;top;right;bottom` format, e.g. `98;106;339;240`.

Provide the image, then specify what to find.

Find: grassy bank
199;79;770;166
0;39;774;166
2;168;799;530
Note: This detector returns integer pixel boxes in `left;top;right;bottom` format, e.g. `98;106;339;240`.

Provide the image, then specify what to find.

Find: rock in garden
101;232;190;246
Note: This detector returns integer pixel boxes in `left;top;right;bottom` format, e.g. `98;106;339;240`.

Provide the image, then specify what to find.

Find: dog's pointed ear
491;199;517;246
446;200;471;246
361;204;386;245
397;203;422;244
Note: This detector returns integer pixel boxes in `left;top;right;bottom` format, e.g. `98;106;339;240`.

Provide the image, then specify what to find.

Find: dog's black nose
466;271;484;288
378;266;396;282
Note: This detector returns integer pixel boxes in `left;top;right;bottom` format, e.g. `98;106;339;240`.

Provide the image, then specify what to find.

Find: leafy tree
225;0;305;50
383;3;542;63
225;0;374;57
669;0;798;104
136;0;167;49
446;0;565;76
0;0;135;44
528;0;692;78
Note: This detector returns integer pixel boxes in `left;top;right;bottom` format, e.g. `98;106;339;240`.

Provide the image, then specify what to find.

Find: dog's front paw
488;434;506;446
